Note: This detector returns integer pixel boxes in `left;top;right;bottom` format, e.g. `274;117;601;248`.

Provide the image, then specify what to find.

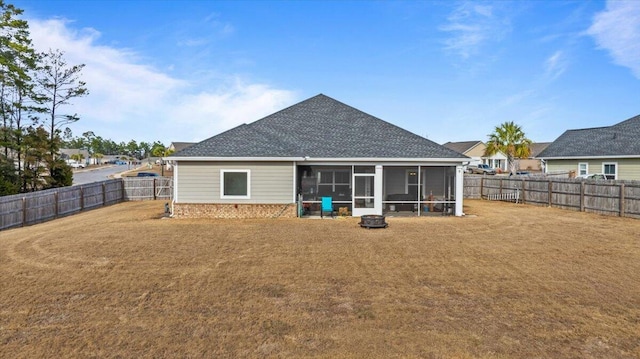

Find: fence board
624;185;640;218
57;186;83;217
83;182;106;210
105;180;124;205
0;197;24;230
25;193;57;225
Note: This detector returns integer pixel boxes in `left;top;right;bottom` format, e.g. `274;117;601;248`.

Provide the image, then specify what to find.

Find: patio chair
320;196;335;218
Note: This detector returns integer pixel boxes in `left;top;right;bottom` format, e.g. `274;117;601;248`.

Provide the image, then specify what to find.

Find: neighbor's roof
538;115;640;159
529;142;551;157
60;148;90;157
171;94;468;160
442;141;482;155
169;142;196;152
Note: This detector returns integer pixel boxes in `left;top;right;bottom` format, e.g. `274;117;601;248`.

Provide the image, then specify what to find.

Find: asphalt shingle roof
537;115;640;158
442;141;482;155
169;142;196;152
173;94;467;159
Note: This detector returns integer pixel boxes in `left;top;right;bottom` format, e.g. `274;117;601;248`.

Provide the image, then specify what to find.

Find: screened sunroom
297;164;459;217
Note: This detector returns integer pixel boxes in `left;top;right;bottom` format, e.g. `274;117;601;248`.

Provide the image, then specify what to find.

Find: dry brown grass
1;200;640;358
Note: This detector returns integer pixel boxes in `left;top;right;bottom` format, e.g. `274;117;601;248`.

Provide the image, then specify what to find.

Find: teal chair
320;196;335;218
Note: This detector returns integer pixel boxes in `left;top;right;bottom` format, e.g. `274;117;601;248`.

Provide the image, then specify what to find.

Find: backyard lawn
1;200;639;358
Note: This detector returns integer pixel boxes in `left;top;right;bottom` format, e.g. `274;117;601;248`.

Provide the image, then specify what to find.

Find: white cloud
27;18;296;144
587;0;640;78
440;1;511;59
544;50;568;81
163;81;296;141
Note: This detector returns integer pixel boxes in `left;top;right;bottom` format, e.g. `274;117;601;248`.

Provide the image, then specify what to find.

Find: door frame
352;165;383;216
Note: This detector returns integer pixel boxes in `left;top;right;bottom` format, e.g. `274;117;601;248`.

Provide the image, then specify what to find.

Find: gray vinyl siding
546;158;640;180
176;161;294;203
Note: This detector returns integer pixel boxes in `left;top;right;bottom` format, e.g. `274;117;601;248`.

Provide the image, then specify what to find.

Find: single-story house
517;142;551;172
60;149;90;165
537;114;640;180
168;142;196;153
165;142;196;170
442;140;508;172
167;94;469;218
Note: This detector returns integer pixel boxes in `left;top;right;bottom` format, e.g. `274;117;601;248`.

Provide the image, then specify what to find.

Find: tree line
61;129;172;162
0;3;172;196
0;1;90;195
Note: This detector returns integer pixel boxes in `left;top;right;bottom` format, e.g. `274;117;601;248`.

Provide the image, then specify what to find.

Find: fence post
548;180;553;207
580;181;585;212
620;183;625;217
121;179;126;202
480;177;484;199
521;178;526;204
22;197;26;227
80;186;84;211
153;178;157;200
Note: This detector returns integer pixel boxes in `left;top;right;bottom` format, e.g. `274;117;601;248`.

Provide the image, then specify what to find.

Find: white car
69;162;86;169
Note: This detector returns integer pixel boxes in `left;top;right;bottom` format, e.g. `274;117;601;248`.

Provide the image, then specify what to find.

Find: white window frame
318;169;350;192
405;168;419;194
602;162;617;180
220;169;251;199
578;162;588;176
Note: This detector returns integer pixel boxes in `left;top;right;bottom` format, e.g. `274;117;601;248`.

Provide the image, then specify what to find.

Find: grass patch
1;200;640;357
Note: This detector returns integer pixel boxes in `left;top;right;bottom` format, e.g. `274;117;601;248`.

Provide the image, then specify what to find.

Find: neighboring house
165;142;196;170
168;142;196;153
168;94;469;219
442;141;508;172
518;142;551;172
538;114;640;180
60;149;90;165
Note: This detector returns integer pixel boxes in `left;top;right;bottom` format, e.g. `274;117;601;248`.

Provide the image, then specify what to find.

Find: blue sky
12;0;640;146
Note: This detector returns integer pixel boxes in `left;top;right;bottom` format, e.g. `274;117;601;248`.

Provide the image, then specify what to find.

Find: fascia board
539;155;640;160
166;156;470;163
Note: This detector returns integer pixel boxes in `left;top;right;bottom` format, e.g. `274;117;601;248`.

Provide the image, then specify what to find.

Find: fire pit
359;215;388;229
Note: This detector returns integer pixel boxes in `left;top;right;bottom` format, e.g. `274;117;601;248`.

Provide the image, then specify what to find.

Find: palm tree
485;121;532;175
151;147;174;176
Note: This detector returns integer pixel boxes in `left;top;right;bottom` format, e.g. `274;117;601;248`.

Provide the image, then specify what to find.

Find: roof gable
169;142;196;152
442;141;483;155
529;142;551;157
538;114;640;158
173;94;466;159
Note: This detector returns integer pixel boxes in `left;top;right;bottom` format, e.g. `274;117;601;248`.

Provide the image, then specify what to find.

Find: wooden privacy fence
0;177;173;230
464;176;640;219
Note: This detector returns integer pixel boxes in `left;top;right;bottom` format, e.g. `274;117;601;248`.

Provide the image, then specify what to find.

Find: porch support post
375;165;383;215
292;162;297;203
455;165;464;216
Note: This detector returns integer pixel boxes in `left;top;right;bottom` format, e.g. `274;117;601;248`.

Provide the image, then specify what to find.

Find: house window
602;163;617;180
317;169;351;199
221;170;250;199
578;163;588;176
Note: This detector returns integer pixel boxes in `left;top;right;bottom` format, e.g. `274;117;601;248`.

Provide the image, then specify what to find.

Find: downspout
170;159;177;217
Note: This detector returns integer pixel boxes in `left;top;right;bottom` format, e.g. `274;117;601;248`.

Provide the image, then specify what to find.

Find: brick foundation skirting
172;203;297;219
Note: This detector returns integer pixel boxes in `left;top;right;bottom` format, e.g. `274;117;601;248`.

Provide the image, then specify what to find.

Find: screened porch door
352;166;382;216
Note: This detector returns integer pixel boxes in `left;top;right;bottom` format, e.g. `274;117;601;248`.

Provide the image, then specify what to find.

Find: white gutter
166;156;470;163
540;155;640;160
